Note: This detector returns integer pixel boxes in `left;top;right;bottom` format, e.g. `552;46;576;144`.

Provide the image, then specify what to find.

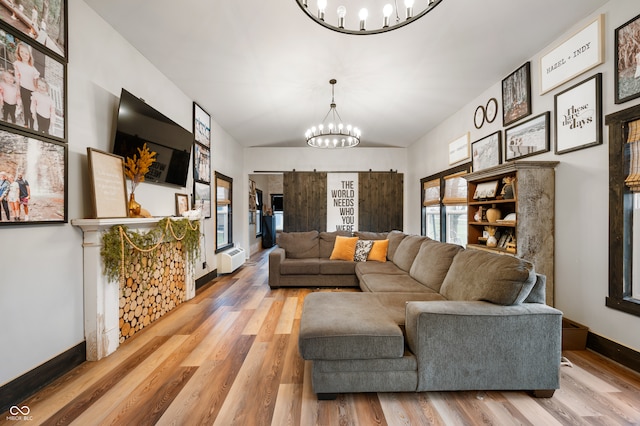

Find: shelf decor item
124;143;157;218
486;205;501;223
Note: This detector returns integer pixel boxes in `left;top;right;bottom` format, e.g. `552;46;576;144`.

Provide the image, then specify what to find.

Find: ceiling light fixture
305;79;360;149
297;0;443;35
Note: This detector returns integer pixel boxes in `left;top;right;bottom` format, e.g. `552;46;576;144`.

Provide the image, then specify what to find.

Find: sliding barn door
283;172;327;232
359;172;403;232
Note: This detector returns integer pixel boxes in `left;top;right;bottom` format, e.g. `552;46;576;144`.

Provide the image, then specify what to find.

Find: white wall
0;1;245;386
408;0;640;352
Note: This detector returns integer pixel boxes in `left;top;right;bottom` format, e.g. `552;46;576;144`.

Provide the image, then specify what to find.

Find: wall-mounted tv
112;89;192;188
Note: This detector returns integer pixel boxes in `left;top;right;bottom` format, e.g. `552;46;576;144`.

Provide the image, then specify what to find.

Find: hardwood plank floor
3;249;640;425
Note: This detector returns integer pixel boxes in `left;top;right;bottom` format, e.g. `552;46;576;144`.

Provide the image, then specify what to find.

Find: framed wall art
473;105;485;129
87;148;127;219
615;12;640;104
0;0;67;59
540;14;604;95
471;131;502;172
194;181;211;219
448;132;470;165
0;128;67;224
502;62;532;126
504;112;550;161
554;73;602;155
0;28;66;141
194;102;211;148
193;143;210;183
485;97;498;124
175;193;189;216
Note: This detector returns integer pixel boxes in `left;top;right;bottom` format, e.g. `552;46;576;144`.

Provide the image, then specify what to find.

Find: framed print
193;143;210;183
540;14;604;95
504;112;550;161
0;28;66;140
194;102;211;148
615;13;640;104
87;148;127;219
0;128;67;224
485;98;498;123
473;105;485;129
473;180;499;199
448;132;470;165
0;0;66;59
554;73;602;155
502;62;531;127
175;193;189;216
472;131;502;172
194;181;211;219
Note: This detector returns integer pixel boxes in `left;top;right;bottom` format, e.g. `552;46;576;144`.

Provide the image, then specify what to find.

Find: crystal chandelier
296;0;443;35
305;79;361;149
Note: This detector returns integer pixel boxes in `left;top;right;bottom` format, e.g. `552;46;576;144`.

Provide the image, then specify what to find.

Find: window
271;193;283;231
215;172;233;253
421;164;470;246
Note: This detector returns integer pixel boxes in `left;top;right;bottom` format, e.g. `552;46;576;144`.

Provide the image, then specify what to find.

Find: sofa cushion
280;258;320;275
409;240;464;292
354;231;388;240
319;259;357;275
360;273;436;293
392;235;429;272
354;240;374;262
386;230;407;261
440;249;536;305
299;293;405;360
355;261;407;281
277;231;319;259
367;239;389;262
319;230;353;258
330;236;359;261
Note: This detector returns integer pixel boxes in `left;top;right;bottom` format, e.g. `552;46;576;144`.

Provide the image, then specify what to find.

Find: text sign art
327;173;358;232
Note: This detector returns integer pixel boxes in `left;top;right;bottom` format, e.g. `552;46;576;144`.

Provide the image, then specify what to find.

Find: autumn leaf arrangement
124;143;157;195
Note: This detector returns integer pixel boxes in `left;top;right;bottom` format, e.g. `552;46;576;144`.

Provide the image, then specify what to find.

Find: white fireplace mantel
72;217;196;361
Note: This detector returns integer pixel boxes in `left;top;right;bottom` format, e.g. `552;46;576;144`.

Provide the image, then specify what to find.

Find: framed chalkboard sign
87;148;128;218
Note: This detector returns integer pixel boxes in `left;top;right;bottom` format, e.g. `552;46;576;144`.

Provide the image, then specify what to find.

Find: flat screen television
112;89;193;188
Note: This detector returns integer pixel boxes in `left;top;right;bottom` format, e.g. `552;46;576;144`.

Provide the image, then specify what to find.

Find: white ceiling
84;0;608;148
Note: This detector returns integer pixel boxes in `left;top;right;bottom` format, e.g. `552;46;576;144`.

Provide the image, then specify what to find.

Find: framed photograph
0;0;67;59
194;102;211;148
175;193;189;217
554;73;602;155
193;143;210;183
0;128;67;224
485;98;498;124
448;132;470;165
473;180;499;199
540;14;604;95
0;28;66;140
615;13;640;104
473;105;485;129
502;62;532;126
87;148;127;219
504;112;550;161
472;131;502;172
194;181;211;219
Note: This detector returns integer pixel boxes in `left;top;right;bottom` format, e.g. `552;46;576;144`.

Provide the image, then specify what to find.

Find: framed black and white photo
0;128;67;224
0;28;66;141
504;112;550;161
471;131;502;172
194;181;211;219
0;0;67;59
193;143;210;183
615;13;640;104
502;62;532;127
87;148;127;219
554;73;602;155
194;102;211;148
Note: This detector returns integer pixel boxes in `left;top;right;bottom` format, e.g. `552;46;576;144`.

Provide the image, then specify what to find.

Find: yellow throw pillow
330;236;359;261
367;239;389;262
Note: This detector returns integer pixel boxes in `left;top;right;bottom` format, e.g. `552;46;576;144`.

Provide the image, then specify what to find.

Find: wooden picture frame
502;62;532;127
554;73;602;155
175;193;189;217
540;14;604;95
194;102;211;148
0;128;67;224
448;132;470;165
504;112;550;161
87;148;128;219
615;12;640;104
473;180;499;199
472;131;502;172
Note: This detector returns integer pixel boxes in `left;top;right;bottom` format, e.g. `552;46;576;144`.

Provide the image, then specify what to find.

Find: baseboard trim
0;341;86;412
196;269;218;290
587;331;640;373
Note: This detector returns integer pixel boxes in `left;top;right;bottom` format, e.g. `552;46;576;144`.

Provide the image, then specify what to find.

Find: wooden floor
4;249;640;425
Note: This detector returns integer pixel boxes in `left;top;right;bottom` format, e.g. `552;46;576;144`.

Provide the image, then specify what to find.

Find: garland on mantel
100;218;201;286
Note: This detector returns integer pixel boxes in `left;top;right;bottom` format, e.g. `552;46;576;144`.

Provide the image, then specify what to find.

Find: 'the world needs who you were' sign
327;173;358;232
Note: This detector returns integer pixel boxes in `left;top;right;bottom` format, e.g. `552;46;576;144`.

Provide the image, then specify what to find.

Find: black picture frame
0;0;67;60
193;142;210;183
194;181;211;219
504;111;550;161
473;105;485;129
485;98;498;123
0;27;66;141
554;73;602;155
471;131;502;172
502;62;532;127
194;102;211;148
615;12;640;104
0;127;67;224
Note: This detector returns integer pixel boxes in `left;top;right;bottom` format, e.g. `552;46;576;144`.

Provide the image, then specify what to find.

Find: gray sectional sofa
269;230;562;398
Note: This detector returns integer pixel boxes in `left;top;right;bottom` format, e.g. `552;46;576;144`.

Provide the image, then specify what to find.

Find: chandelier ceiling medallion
305;79;360;149
296;0;443;35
